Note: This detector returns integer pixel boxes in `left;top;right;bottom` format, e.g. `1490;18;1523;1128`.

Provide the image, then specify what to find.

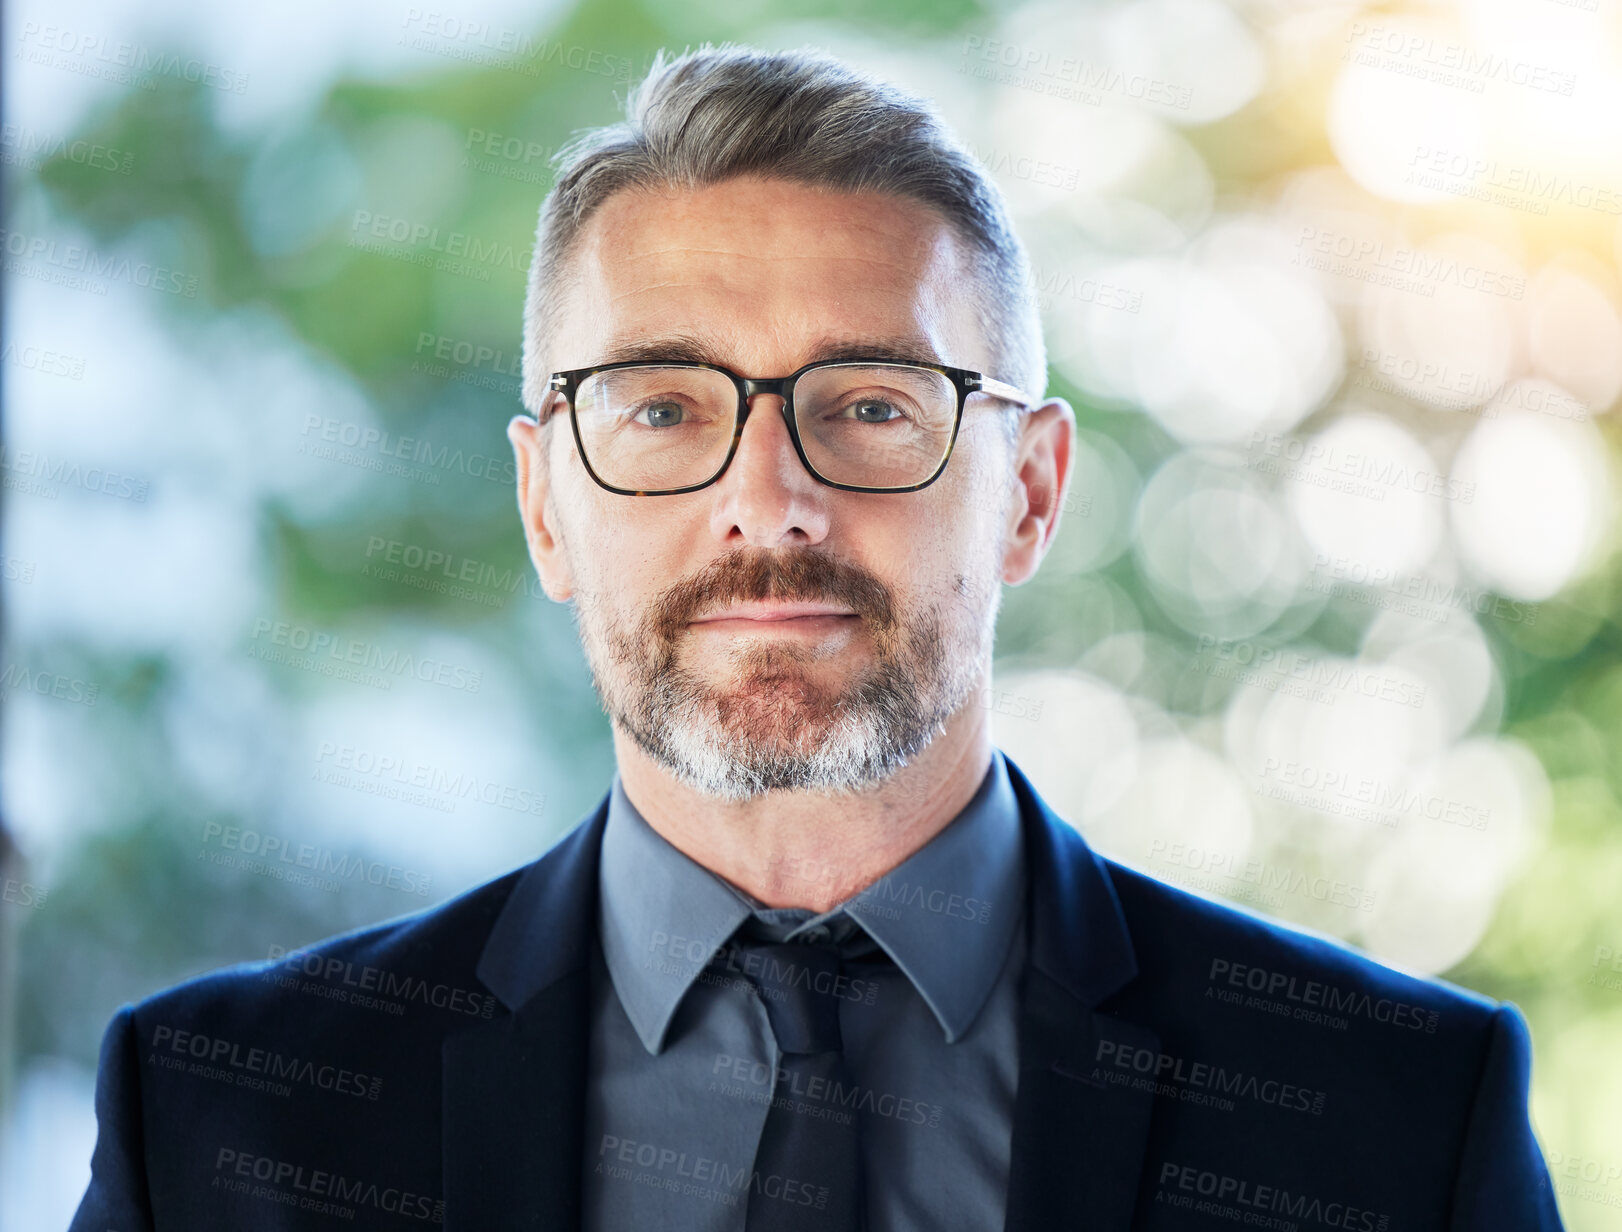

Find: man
73;44;1562;1231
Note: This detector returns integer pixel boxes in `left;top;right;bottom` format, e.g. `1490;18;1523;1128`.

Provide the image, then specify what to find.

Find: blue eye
634;401;686;427
840;399;902;424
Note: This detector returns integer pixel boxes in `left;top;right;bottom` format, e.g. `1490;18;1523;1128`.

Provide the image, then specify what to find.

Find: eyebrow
595;332;948;371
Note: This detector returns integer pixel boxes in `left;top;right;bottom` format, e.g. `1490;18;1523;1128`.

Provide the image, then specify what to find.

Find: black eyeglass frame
543;358;1036;496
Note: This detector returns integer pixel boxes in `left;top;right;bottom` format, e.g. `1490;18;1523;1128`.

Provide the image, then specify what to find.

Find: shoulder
1017;829;1557;1220
1090;853;1516;1140
80;862;554;1223
126;862;529;1058
1100;856;1497;1029
119;793;611;1064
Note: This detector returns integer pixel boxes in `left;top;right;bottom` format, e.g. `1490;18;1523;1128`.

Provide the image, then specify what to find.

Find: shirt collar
597;749;1026;1053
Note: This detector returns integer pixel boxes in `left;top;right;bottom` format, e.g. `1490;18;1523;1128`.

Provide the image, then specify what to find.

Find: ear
507;410;576;603
1001;397;1075;586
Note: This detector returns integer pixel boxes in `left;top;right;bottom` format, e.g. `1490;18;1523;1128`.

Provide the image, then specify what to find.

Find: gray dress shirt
582;748;1028;1231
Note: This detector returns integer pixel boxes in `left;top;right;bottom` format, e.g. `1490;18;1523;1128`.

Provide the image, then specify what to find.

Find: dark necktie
722;923;867;1231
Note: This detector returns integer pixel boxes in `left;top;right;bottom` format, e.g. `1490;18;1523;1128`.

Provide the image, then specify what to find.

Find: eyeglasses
543;358;1036;495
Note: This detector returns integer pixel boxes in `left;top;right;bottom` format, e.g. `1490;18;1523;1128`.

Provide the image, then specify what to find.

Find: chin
709;685;848;742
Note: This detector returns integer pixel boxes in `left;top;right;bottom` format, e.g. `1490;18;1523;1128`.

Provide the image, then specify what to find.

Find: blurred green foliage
7;12;1622;1228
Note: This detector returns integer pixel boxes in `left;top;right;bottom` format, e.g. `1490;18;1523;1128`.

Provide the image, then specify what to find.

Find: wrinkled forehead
549;176;987;376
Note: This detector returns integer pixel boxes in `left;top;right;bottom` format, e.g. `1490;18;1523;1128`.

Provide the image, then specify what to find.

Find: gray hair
520;43;1045;451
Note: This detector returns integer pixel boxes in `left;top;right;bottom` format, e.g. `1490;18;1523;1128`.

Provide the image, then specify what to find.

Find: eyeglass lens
572;364;957;491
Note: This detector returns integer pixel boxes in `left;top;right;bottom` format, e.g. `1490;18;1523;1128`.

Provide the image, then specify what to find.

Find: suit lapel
1000;755;1158;1232
442;973;592;1229
441;761;1157;1229
443;798;610;1231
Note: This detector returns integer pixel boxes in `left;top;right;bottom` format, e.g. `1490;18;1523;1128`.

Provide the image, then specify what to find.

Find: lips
689;602;858;623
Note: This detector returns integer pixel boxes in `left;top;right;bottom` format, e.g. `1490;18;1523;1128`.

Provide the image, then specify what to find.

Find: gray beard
571;548;996;801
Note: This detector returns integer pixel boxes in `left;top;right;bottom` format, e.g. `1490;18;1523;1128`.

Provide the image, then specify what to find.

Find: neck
612;697;994;912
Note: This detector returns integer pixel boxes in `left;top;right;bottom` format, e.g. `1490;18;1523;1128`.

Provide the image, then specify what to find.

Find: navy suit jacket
72;754;1563;1229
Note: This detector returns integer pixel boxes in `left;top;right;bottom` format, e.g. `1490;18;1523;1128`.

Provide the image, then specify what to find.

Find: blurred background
3;0;1620;1225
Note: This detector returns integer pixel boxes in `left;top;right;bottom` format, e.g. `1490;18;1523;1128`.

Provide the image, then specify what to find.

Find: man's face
514;175;1042;801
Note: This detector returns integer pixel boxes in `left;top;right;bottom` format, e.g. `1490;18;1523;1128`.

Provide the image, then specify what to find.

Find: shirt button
801;926;830;944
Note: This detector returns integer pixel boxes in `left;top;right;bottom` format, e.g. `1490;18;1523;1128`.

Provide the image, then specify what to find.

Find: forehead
551;175;984;372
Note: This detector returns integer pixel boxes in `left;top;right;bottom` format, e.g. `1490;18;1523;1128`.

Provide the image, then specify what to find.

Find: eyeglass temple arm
973;374;1038;409
535;374;568;422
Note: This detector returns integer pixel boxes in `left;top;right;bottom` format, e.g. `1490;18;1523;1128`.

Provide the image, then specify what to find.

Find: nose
706;392;831;548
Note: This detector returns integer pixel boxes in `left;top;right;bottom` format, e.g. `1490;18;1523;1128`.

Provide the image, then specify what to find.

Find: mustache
647;548;896;640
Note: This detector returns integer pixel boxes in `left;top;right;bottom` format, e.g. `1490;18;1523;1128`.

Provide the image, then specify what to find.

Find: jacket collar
442;796;611;1231
447;751;1154;1231
596;748;1028;1053
999;752;1158;1232
471;750;1142;1014
1001;751;1139;1007
474;792;610;1012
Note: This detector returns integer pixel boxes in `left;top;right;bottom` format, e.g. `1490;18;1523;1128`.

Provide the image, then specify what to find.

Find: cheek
560;490;700;604
915;473;1005;564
